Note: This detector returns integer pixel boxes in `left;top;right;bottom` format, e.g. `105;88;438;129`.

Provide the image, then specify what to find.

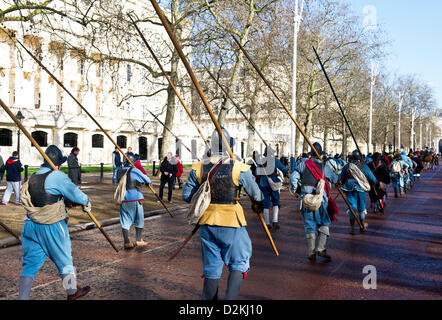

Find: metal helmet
123;153;137;167
351;149;362;161
44;145;67;166
312;142;323;156
210;127;234;156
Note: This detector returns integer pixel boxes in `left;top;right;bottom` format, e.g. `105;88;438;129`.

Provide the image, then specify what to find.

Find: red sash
305;160;339;222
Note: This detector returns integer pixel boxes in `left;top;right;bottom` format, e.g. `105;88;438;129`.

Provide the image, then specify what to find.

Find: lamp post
290;0;304;158
16;111;25;157
393;121;396;152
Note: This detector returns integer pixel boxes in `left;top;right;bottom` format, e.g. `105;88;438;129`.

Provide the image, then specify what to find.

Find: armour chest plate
28;171;60;207
202;161;239;205
302;161;324;187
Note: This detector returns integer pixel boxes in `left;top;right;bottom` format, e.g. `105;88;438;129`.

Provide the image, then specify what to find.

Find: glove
251;200;264;214
82;201;92;213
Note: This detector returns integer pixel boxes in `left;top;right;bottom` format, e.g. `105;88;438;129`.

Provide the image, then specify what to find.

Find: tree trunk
323;125;329;154
160;0;180;161
246;94;258;157
341;118;347;157
217;2;256;125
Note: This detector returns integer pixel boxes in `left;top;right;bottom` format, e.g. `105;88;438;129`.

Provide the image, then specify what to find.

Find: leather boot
202;278;219;300
67;285;91;300
225;270;244;300
306;233;316;261
349;219;355;235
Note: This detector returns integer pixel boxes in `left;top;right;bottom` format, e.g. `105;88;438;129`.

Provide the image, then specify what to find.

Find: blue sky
349;0;442;109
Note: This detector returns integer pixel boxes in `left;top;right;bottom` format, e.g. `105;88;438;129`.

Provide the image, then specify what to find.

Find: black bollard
24;165;28;182
100;163;104;182
152;161;156;176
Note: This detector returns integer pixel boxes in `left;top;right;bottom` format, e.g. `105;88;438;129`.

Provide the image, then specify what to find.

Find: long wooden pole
0;220;21;243
10;35;174;219
312;46;384;215
203;66;268;148
0;98;118;251
128;14;210;150
232;36;364;230
145;109;200;161
148;0;279;256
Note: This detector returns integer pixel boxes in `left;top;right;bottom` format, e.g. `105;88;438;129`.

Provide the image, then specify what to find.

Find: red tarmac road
0;166;441;300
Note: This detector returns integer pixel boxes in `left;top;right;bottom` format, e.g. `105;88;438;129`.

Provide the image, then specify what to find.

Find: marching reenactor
367;153;390;213
18;145;91;300
289;142;339;261
116;153;152;249
339;150;378;234
257;146;289;230
182;128;264;300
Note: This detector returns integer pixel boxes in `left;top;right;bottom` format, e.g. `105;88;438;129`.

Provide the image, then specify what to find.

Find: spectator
159;152;177;203
126;147;135;158
68;147;81;185
134;154;147;175
175;155;183;189
112;147;122;185
1;151;23;205
0;147;4;182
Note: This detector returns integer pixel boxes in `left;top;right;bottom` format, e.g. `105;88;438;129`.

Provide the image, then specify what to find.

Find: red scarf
305;160;339;222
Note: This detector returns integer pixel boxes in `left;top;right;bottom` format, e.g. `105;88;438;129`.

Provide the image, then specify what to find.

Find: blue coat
340;162;378;192
258;158;289;188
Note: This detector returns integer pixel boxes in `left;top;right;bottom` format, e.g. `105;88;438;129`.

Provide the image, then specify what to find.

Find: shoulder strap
207;157;227;182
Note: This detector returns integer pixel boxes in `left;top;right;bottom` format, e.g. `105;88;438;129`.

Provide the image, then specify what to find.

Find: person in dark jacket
159;152;178;203
1;151;23;205
0;148;5;182
67;147;81;185
112;147;122;185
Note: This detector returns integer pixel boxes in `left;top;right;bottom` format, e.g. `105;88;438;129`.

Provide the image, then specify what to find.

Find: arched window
31;131;48;147
138;136;147;160
92;134;104;148
0;129;12;146
117;135;127;149
64;132;78;148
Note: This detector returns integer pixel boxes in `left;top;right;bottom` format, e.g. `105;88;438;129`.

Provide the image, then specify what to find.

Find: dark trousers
159;179;174;201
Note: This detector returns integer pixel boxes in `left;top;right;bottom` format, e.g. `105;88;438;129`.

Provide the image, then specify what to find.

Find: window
191;139;197;160
31;131;48;147
175;138;181;158
0;129;12;146
127;64;132;82
117;135;127;149
158;137;163;160
138;136;147;160
92;134;104;148
63;132;78;148
80;59;85;75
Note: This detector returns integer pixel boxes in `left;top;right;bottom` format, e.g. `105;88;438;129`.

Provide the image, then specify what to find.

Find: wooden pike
232;36;365;230
148;0;279;257
128;13;210;150
312;45;384;215
203;65;268;148
0;98;118;251
10;34;174;219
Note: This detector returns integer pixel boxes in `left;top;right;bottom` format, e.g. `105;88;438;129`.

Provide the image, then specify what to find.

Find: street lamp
393;121;396;152
16;111;25;158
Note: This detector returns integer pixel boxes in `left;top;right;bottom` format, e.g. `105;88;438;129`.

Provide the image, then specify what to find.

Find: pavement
0;165;440;300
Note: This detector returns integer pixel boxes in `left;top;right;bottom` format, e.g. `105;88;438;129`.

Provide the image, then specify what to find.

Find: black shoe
266;224;272;230
317;250;331;261
308;253;316;262
272;222;280;230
